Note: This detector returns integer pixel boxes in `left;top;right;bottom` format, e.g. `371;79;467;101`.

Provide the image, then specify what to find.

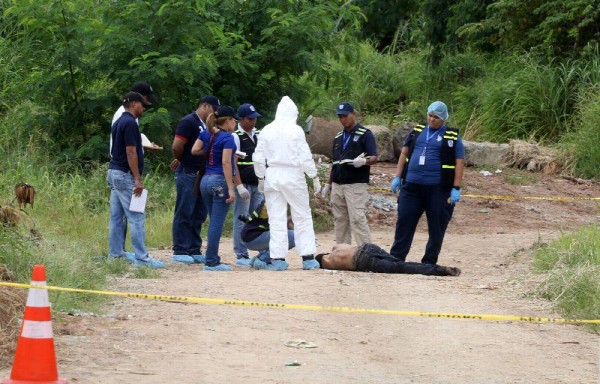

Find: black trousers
389;182;454;265
354;244;450;275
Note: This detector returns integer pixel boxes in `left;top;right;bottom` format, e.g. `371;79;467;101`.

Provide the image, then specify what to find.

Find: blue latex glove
391;177;401;193
450;187;461;204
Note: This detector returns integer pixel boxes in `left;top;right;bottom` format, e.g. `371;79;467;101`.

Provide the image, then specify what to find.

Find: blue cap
427;101;449;121
200;95;221;109
237;103;262;119
336;102;354;115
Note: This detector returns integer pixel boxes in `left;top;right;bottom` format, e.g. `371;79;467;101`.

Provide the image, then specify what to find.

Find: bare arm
191;138;205;156
222;148;235;204
454;158;465;187
126;146;144;197
233;156;243;186
172;136;185;160
365;155;378;166
395;146;409;178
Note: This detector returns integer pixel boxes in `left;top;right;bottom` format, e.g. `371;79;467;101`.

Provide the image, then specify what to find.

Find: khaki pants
331;183;371;245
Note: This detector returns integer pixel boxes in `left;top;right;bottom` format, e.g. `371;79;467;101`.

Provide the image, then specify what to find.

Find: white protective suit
253;96;318;260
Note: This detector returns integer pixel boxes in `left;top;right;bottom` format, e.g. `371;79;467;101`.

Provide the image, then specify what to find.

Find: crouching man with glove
320;102;378;246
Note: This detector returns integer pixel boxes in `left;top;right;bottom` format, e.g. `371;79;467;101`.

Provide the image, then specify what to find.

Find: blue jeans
107;169;148;259
172;168;207;255
244;230;295;260
200;175;232;266
232;184;263;258
389;182;454;265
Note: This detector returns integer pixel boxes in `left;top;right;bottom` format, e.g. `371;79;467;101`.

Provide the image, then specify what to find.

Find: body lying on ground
315;243;461;276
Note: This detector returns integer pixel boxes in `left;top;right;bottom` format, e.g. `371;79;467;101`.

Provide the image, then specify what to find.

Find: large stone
365;125;395;162
306;117;339;158
392;122;417;157
462;141;510;167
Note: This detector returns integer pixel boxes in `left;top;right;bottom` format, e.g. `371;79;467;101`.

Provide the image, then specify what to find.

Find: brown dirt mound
0;265;26;368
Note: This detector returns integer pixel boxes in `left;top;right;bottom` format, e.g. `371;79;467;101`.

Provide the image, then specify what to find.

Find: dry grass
0;265;26;368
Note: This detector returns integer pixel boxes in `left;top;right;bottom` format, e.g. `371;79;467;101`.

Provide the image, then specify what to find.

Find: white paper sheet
129;189;148;213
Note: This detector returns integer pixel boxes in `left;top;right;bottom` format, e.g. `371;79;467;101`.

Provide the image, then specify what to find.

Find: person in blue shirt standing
390;101;464;265
107;92;164;268
191;106;238;271
170;95;220;265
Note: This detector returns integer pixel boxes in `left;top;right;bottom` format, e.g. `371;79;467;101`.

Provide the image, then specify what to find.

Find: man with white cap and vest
389;100;464;265
321;102;378;246
252;96;321;271
231;103;264;267
170;95;221;265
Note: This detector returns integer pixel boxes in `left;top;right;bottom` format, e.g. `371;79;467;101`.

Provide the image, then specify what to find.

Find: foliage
533;225;600;331
558;85;600;180
0;0;363;164
458;0;600;58
452;54;587;143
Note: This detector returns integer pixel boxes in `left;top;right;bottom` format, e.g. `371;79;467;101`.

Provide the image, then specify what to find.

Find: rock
365;125;395;162
306;117;339;158
392;122;416;157
463;141;510;167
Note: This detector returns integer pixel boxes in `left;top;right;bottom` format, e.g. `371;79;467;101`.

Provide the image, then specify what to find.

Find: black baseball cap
123;92;152;108
200;95;221;109
214;105;236;119
131;81;157;104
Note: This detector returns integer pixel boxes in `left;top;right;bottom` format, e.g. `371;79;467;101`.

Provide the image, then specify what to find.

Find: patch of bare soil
2;164;599;383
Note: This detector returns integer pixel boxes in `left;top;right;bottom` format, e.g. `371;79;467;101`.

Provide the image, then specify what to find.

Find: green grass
533;225;600;332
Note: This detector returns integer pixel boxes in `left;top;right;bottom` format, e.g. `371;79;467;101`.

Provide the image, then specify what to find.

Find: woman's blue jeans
200;175;232;266
107;169;148;259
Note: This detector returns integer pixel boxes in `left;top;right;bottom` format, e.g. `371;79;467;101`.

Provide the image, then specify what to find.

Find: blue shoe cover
235;257;253;267
191;254;206;264
133;257;165;269
254;259;288;271
123;252;137;263
302;259;320;270
203;263;232;271
172;255;194;264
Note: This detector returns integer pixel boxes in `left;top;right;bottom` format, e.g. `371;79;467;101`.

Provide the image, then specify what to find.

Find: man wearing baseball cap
230;103;263;267
110;81;157;154
107;92;163;268
170;95;220;265
109;81;157;256
321;102;378;246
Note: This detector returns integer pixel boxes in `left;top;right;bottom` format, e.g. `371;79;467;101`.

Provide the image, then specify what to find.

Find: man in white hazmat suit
252;96;321;271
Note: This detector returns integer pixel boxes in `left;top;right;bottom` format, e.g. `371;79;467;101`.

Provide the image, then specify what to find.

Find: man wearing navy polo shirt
321;102;378;245
170;95;220;264
107;92;163;268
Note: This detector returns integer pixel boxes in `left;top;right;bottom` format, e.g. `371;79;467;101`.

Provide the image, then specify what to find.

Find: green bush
558;86;600;180
533;225;600;331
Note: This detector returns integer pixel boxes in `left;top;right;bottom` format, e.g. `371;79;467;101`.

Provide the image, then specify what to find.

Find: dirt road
2;165;599;383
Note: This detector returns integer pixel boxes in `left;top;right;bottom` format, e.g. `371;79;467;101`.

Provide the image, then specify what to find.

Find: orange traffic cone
2;265;67;384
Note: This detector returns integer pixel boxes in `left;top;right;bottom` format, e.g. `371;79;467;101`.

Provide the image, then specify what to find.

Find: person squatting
109;90;461;276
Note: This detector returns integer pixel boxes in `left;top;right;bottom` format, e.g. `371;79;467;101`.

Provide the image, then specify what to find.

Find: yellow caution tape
1;281;599;325
368;187;600;201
